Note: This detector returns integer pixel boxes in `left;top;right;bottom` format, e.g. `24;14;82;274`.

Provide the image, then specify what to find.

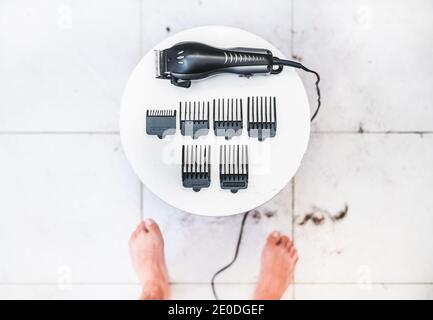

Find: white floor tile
294;284;433;300
0;283;293;300
0;135;141;282
8;282;431;300
142;183;293;283
293;0;433;131
172;284;254;300
0;284;140;300
0;0;140;132
141;0;292;55
294;134;433;283
171;283;293;300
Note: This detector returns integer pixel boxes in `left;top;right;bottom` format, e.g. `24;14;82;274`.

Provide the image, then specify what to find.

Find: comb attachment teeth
146;109;176;139
247;96;277;141
219;144;249;193
180;101;210;139
182;145;211;192
213;98;243;140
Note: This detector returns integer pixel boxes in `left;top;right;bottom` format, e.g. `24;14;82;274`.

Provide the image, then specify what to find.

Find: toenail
271;231;281;238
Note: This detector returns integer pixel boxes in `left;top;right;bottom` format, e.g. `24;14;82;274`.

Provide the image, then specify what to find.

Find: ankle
253;286;282;300
140;281;169;300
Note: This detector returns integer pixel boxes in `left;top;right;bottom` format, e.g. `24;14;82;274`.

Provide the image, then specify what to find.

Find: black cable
273;57;322;122
211;211;249;300
210;58;320;300
301;66;321;121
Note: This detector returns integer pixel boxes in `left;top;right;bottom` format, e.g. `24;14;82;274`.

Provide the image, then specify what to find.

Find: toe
136;221;147;232
129;230;137;241
290;247;298;259
285;238;293;251
144;218;162;236
129;227;142;244
280;235;289;247
267;231;281;245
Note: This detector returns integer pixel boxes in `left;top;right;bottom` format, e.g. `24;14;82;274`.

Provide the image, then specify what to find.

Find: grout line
0;130;432;136
290;0;294;59
138;0;143;57
312;130;433;135
291;178;295;243
1;282;433;286
0;283;141;286
292;282;433;285
0;131;120;135
140;182;144;220
171;282;433;286
291;177;296;299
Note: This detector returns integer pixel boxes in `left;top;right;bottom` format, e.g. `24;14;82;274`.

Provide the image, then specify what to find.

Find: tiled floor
0;0;432;299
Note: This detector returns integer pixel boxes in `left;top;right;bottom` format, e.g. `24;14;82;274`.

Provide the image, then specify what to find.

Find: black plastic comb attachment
219;144;249;193
179;101;210;139
247;96;277;141
146;109;176;139
182;145;211;192
213;98;243;140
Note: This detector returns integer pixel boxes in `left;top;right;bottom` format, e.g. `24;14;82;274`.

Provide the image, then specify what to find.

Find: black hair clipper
155;42;283;88
155;41;321;120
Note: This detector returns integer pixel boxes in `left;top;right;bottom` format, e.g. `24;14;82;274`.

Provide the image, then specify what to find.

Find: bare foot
129;219;170;300
253;231;298;300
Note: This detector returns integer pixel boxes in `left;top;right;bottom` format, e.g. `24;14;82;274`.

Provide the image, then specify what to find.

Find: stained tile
0;135;141;282
294;134;433;283
293;0;433;131
142;182;293;283
0;0;140;131
141;0;292;55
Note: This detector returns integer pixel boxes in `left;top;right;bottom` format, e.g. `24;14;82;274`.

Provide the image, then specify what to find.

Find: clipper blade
219;144;249;193
180;101;210;139
247;96;277;141
213;98;243;140
155;49;168;79
146;109;176;139
182;144;211;192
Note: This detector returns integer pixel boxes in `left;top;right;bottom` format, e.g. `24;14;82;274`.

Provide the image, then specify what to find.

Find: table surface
120;26;310;216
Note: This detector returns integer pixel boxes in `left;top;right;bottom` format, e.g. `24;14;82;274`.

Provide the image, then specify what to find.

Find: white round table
120;26;310;216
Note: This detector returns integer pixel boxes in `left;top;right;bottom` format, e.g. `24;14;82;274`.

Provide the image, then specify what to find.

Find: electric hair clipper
155;42;283;88
155;41;321;120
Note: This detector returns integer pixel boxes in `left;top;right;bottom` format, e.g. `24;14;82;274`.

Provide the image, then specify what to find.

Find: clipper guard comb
146;109;176;139
219;144;249;193
181;144;211;192
213;98;243;140
247;96;277;141
179;101;210;139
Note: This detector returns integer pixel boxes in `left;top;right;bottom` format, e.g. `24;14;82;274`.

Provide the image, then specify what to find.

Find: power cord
210;59;322;300
211;211;249;300
273;57;322;121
